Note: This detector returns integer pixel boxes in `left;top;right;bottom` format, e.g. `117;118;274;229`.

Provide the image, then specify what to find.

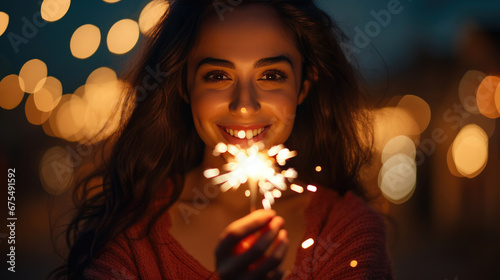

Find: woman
51;0;393;279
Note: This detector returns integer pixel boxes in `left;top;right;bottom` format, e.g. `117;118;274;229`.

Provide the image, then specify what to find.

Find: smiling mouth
221;126;268;140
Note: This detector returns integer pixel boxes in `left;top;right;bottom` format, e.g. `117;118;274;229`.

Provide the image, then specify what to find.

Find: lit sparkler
204;142;306;211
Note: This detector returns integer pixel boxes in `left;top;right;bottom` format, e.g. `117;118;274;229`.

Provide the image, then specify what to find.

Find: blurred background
0;0;499;279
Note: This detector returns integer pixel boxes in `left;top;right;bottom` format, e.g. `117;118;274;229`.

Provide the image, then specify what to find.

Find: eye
258;70;287;81
203;70;231;83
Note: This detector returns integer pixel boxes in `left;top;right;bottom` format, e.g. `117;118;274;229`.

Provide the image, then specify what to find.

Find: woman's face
186;4;310;151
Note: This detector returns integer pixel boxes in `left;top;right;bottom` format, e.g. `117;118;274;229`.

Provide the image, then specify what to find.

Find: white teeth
224;127;266;139
246;130;253;139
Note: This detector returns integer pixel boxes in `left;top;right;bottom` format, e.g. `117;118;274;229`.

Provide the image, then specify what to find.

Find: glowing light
0;11;9;36
244;190;251;197
373;107;420;153
476;76;500;119
378;154;416;204
350;260;358;268
39;146;73;195
262;198;271;210
203;168;220;179
205;143;297;210
283;168;297;179
301;238;314;249
290;184;304;193
240;107;247;114
397;95;431;133
25;94;51;125
494;77;500;118
459;70;486;114
107;19;140;55
306;185;317;192
315;166;322;172
0;74;24;110
139;0;169;35
19;59;48;93
52;94;86;141
213;142;228;156
86;67;117;85
70;24;101;59
237;130;246;139
272;189;282;198
41;0;71;22
80;80;124;142
103;0;121;3
42;118;57;137
33;76;62;112
452;124;488;178
381;135;416;164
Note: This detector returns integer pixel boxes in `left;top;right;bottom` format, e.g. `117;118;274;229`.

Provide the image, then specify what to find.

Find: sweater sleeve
314;194;393;280
83;237;139;280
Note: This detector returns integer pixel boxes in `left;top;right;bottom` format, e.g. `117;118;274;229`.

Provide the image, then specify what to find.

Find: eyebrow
196;55;294;71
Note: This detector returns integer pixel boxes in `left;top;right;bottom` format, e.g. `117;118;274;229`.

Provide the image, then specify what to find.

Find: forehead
189;4;301;65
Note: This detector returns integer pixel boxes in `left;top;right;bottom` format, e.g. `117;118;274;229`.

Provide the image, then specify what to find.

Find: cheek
263;94;299;142
190;92;229;142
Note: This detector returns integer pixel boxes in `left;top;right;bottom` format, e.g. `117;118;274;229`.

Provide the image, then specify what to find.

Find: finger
216;210;276;258
245;229;288;280
218;217;284;277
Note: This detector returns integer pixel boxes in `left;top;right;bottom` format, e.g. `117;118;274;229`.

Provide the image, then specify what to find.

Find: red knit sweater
84;186;393;279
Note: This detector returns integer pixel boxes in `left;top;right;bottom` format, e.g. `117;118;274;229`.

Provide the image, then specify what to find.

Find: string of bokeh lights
0;1;498;205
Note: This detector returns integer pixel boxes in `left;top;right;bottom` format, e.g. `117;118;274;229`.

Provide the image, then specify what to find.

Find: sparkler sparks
205;142;305;210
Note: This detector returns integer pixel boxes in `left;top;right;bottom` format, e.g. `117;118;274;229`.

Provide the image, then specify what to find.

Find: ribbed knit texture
84;186;393;279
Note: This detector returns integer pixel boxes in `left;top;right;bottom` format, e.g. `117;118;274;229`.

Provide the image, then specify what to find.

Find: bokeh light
350;260;358;268
0;11;9;36
494;77;500;117
373;107;420;152
139;0;169;35
25;94;51;125
458;70;486;114
103;0;121;3
0;74;25;110
19;59;48;93
39;146;73;195
397;95;431;133
107;19;140;55
86;67;117;85
80;78;124;143
381;135;416;164
52;93;87;141
476;76;500;119
41;0;71;22
452;124;488;178
70;24;101;59
33;76;62;112
378;153;417;204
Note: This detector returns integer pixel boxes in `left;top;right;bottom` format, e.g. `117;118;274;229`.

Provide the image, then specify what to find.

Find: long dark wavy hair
49;0;373;278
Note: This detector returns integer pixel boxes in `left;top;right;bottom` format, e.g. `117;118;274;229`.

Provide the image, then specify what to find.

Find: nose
229;83;261;117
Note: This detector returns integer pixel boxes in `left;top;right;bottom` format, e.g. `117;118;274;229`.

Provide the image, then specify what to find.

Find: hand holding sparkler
215;209;288;280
